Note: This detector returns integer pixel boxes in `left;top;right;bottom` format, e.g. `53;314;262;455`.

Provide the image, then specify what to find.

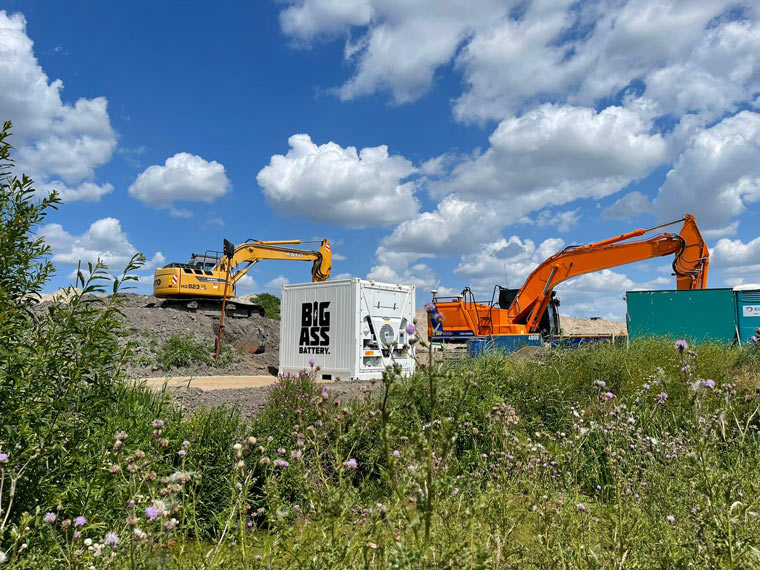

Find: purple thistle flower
666;514;675;523
73;531;81;540
603;392;616;400
453;487;459;495
274;459;289;468
642;383;650;391
577;503;586;512
424;302;436;313
321;389;329;399
345;458;358;469
178;449;186;457
0;453;8;463
294;504;301;511
182;440;190;448
594;380;606;388
674;339;688;351
290;449;301;460
105;533;119;546
277;448;286;455
702;379;715;389
145;507;159;520
247;521;253;528
308;359;315;368
74;516;87;528
405;324;416;335
656;392;668;404
392;449;400;457
43;512;56;524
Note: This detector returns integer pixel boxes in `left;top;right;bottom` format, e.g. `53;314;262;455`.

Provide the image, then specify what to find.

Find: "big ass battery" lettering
298;301;330;354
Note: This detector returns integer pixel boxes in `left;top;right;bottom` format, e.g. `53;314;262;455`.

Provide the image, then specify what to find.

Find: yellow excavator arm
153;238;332;299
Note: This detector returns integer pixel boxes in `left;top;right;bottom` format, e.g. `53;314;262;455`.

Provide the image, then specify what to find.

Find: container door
736;289;760;344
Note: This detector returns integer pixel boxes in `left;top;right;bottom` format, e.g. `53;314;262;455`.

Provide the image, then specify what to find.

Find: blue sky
1;1;759;319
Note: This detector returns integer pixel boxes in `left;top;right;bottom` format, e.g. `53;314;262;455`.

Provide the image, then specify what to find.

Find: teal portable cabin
626;288;737;343
626;287;760;344
735;287;760;344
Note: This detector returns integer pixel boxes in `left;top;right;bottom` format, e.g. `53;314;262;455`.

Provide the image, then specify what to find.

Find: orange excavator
428;215;709;342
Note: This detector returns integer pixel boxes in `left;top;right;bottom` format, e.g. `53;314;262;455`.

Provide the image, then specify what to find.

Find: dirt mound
36;288;83;304
36;292;282;379
560;316;627;335
117;294;280;378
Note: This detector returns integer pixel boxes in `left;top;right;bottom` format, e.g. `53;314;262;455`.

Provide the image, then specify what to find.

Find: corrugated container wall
279;279;416;380
626;289;737;343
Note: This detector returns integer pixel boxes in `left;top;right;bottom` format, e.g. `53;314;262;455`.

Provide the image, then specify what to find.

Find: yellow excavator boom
153;238;332;299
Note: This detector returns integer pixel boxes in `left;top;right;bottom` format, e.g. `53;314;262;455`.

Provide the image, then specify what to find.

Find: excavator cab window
188;252;222;271
497;287;519;309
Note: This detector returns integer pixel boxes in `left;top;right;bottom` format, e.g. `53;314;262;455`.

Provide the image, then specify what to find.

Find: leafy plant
254;292;281;320
155;334;215;370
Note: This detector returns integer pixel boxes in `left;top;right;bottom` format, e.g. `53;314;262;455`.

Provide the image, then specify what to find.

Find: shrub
254;292;281;320
155;334;215;369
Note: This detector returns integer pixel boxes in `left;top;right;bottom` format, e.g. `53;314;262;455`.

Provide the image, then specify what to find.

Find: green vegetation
2;119;760;568
156;333;215;370
254;292;280;320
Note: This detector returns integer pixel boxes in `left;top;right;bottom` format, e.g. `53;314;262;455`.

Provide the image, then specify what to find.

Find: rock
213;319;268;354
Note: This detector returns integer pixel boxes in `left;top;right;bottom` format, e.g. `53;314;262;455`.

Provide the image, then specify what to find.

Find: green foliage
155;333;214;369
254;292;281;320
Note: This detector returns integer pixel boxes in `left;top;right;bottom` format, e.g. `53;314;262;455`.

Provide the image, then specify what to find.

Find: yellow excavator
152;238;332;317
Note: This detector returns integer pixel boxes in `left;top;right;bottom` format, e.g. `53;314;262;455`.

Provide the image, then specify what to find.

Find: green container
626;289;737;343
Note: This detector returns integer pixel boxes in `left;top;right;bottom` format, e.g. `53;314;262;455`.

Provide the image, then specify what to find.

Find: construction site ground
38;291;628;419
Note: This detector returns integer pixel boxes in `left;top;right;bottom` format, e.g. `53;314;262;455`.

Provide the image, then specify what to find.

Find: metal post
215;240;235;363
215;261;231;363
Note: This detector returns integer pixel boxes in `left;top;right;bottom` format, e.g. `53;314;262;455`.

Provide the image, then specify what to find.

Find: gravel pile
36;291;282;379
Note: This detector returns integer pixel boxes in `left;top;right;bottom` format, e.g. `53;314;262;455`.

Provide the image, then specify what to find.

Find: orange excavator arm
510;215;709;331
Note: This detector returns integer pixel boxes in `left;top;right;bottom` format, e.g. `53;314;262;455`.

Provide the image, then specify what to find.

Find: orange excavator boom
429;214;709;340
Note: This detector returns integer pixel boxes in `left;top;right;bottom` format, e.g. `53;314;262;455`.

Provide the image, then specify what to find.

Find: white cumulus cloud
257;134;419;227
437;104;667;214
367;262;437;290
653;111;760;228
265;275;291;290
378;195;502;256
602;191;652;220
0;11;116;201
128;152;231;210
277;0;754;123
39;217;164;277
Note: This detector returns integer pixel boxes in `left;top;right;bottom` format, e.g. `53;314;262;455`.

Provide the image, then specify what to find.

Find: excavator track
146;297;266;318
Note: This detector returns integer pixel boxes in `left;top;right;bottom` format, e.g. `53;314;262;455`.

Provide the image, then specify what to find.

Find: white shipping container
279;279;416;381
